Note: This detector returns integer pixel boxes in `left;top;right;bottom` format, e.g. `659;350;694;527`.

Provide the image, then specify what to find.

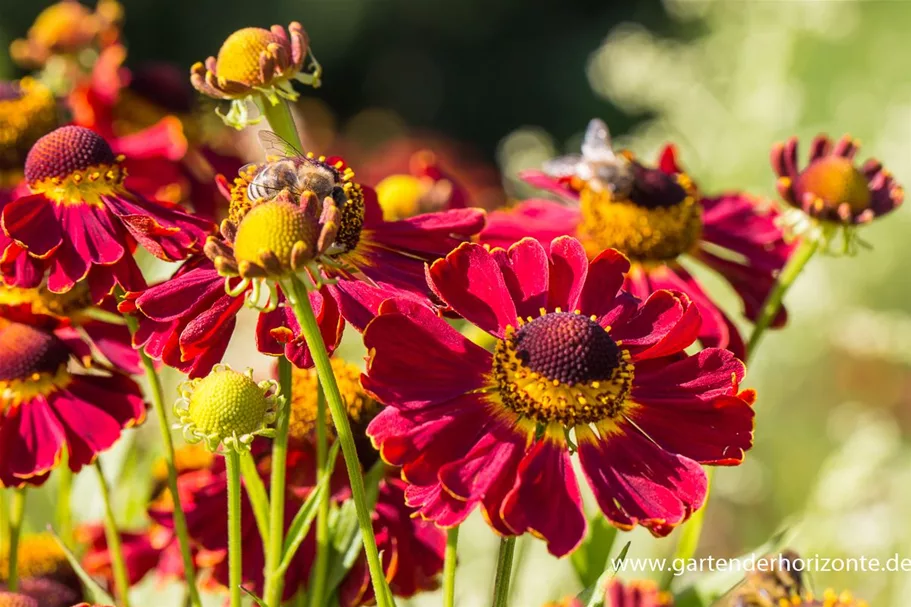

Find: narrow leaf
240;449;271;546
576;541;632;607
48;525;116;605
570;516;619;587
241;585;269;606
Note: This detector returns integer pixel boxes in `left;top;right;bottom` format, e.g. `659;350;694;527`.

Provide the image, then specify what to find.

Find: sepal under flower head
190;22;321;129
771;134;903;254
174;365;280;452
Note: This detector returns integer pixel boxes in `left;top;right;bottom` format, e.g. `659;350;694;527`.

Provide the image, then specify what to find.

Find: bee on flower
483;118;795;358
123;141;484;375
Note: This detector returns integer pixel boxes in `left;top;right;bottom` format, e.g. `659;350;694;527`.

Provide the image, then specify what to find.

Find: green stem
56;455;74;547
665;237;819;589
124;315;202;607
442;527;460;607
281;275;391;607
491;537;517;607
257;94;303;149
6;489;26;592
507;535;530;605
0;490;8;553
308;386;330;607
746;237;820;358
95;462;132;607
264;357;293;606
225;451;243;607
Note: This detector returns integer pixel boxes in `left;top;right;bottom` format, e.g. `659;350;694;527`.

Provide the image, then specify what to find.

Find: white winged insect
542;118;635;196
245;131;346;206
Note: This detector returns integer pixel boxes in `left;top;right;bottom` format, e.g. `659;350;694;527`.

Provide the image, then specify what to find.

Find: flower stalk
6;488;26;592
124;314;202;607
307;386;331;607
491;536;517;607
263;357;292;605
225;450;243;607
281;274;391;607
443;526;460;607
94;461;132;607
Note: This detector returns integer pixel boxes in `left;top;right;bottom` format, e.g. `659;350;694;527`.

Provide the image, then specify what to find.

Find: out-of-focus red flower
483;138;793;358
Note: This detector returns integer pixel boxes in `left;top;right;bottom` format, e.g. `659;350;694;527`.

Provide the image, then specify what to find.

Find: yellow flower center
0;534;70;582
0;282;92;321
375;174;427;220
0;79;57;182
24;126;125;207
186;368;272;442
491;311;633;427
579;164;701;262
215;27;281;86
0;321;72;408
289;359;378;442
796;157;872;215
232;200;319;277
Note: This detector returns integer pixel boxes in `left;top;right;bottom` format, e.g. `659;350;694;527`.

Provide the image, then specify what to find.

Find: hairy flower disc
232;199;318;277
579;164;701;262
0;79;57;184
492;311;634;427
23;126;126;205
289;358;379;441
0;322;71;406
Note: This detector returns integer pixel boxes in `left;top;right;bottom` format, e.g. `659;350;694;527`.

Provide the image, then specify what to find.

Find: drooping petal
1;194;63;258
500;440;587;557
577;425;707;536
0;397;66;485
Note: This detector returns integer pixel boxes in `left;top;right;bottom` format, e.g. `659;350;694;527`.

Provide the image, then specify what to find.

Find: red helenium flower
123;156;485;376
546;579;673;607
0;318;145;487
0;126;215;302
364;237;755;557
482;144;793;358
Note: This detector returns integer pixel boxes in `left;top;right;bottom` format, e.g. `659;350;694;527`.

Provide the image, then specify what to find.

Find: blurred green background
3;0;911;605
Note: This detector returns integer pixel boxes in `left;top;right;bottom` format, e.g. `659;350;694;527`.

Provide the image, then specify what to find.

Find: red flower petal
547;236;589;312
2;194;63;257
0;397;66;485
480;199;581;251
577;248;630;319
491;238;549;319
427;242;517;338
501;440;587;557
611;290;700;360
577;425;707;535
362;298;490;409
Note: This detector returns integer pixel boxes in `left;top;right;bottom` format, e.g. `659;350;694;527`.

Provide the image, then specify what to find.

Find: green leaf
322;460;391;606
241;585;270;606
240;449;272;547
48;526;116;605
673;526;793;607
576;541;632;607
570;516;618;587
277;441;340;575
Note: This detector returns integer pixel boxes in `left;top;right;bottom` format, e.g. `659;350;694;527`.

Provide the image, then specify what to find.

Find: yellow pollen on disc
289;358;378;441
186;369;271;442
0;533;69;581
232;199;317;274
798;157;872;214
579;185;702;262
375;174;426;220
490;311;634;428
215;27;280;86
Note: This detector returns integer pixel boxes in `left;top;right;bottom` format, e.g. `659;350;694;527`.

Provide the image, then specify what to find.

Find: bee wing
542;154;583;178
581;118;618;162
258;130;303;159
